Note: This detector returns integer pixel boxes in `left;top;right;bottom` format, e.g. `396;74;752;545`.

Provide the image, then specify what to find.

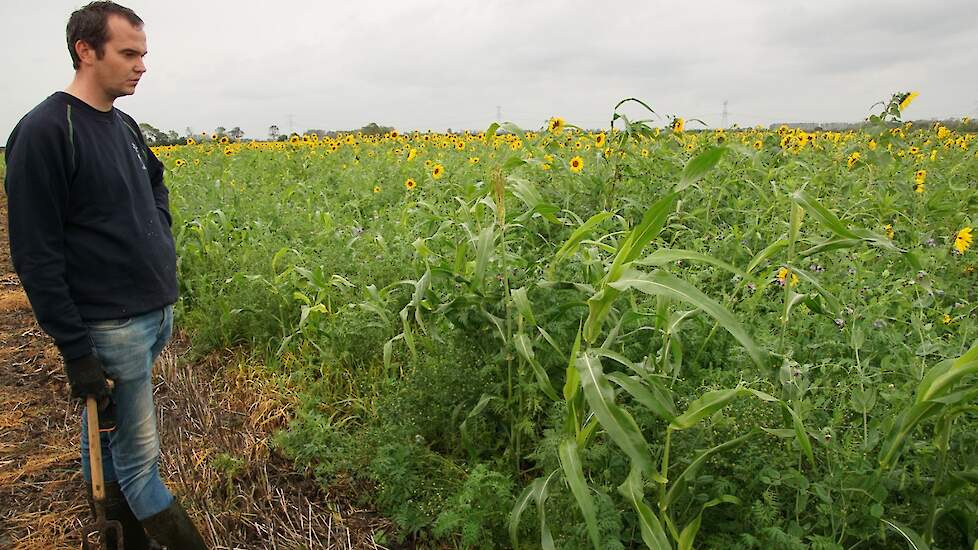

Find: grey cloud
2;0;976;143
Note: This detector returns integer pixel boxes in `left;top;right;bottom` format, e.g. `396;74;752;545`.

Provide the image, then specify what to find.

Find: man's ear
74;39;95;66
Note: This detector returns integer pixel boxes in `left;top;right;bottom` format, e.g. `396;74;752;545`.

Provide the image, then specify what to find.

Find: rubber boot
86;481;159;550
140;499;207;550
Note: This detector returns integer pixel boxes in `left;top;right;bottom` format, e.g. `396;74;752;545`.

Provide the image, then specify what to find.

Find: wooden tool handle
86;397;105;502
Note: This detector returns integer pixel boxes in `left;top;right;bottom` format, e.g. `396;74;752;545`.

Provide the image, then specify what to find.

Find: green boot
140;499;207;550
86;481;159;550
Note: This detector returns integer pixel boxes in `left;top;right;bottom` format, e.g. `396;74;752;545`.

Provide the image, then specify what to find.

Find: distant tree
269;125;280;141
214;126;227;138
228;126;245;141
304;128;326;139
166;130;179;143
138;122;167;145
358;122;393;136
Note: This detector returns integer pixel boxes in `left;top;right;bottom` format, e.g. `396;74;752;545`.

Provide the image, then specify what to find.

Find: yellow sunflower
432;164;445;179
954;227;973;254
777;267;799;287
405;178;417;190
569;156;584;173
914;170;926;193
594;132;606;148
469;157;480;164
174;159;186;167
898;91;919;112
373;185;381;193
548;117;566;134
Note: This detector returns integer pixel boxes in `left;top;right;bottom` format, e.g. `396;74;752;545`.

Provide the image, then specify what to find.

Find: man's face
80;15;148;99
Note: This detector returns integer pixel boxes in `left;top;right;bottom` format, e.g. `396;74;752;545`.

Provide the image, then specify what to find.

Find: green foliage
160;93;978;547
434;464;514;548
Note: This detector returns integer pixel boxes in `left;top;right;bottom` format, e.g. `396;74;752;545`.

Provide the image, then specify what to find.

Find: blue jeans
80;304;175;520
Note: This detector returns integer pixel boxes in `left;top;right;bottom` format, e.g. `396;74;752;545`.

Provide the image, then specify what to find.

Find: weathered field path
0;190;392;549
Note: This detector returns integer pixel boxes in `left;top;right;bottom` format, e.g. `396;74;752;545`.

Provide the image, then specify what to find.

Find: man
4;2;206;548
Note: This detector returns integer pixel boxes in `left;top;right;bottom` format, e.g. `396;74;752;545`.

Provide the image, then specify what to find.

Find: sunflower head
548;117;566;134
954;227;973;254
373;185;381;193
569;156;584;173
898;91;919;112
595;132;606;147
432;164;445;179
405;178;417;190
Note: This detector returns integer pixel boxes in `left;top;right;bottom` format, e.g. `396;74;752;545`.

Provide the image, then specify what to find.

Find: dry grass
152;335;396;549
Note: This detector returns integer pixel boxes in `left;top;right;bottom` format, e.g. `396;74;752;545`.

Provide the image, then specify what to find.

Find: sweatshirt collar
53;91;116;122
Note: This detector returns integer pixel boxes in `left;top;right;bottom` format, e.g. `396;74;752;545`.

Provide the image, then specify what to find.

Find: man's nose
135;58;147;73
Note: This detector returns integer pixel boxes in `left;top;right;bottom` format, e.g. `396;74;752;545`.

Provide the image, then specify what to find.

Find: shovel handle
86;397;105;502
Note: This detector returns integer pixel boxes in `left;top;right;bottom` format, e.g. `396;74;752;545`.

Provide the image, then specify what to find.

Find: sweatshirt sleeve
149;150;172;228
4;116;93;360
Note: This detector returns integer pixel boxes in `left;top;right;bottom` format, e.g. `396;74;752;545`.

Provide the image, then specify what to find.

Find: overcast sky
3;0;977;143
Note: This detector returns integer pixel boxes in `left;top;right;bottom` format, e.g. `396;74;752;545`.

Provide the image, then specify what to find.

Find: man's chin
111;87;137;99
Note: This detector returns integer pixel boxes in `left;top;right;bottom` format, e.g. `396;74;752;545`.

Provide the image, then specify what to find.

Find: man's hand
65;353;110;400
65;353;116;430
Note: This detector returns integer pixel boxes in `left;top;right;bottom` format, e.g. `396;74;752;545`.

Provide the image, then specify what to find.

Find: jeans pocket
88;317;135;331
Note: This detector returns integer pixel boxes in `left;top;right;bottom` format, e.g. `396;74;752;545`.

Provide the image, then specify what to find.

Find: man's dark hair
66;1;143;70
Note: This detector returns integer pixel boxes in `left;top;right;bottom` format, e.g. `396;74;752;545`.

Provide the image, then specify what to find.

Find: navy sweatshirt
4;92;178;361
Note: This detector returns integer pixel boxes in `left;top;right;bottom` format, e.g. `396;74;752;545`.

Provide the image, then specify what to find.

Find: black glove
65;353;110;400
65;353;116;430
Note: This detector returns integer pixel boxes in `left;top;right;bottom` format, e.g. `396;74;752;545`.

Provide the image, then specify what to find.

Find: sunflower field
154;94;977;549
